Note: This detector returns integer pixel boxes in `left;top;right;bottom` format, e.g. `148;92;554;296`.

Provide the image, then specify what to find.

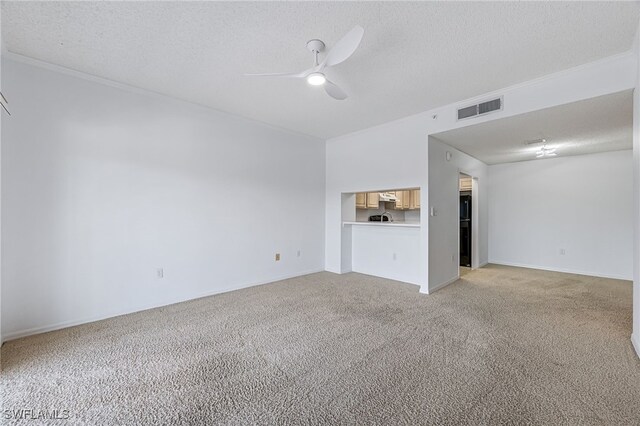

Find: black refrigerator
460;194;472;267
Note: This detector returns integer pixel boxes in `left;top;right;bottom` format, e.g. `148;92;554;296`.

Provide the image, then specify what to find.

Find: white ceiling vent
457;97;503;121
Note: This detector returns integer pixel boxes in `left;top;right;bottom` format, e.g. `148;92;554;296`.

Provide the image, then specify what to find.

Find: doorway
459;173;472;270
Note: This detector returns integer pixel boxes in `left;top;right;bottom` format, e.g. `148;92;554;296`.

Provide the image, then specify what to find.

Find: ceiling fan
245;26;364;100
525;138;558;158
535;139;557;158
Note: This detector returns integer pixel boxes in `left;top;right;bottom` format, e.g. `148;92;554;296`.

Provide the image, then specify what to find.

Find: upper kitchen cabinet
393;190;411;210
409;189;420;209
366;192;379;208
354;188;420;211
355;192;381;209
459;176;472;192
389;189;420;210
392;191;402;209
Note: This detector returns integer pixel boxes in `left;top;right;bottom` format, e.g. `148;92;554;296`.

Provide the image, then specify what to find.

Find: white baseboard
2;268;325;343
350;269;421;287
488;260;631;281
429;275;460;293
477;261;489;269
632;334;640;359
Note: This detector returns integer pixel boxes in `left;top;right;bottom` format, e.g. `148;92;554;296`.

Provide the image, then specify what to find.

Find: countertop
342;221;421;228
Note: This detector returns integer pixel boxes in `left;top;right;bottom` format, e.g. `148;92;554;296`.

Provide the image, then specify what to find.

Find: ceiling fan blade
325;80;348;100
321;26;364;68
244;67;312;78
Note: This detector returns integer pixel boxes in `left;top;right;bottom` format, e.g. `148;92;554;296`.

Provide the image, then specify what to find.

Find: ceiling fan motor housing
306;39;325;53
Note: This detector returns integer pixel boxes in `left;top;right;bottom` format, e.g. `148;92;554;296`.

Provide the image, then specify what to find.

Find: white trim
476;261;489;269
3;51;320;142
429;275;460;293
632;334;640;359
2;269;324;342
342;221;420;228
349;270;421;287
489;261;631;281
458;169;479;271
419;286;429;294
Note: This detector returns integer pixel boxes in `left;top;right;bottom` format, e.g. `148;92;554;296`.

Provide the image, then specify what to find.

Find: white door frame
458;171;480;273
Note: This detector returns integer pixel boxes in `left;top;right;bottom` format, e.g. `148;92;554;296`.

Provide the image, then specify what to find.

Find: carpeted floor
2;265;640;425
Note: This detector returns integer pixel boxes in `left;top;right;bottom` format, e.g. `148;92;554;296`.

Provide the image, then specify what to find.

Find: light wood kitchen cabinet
410;189;420;209
393;190;411;210
356;189;420;210
459;176;472;191
355;192;380;209
392;191;402;209
366;192;380;208
401;190;410;209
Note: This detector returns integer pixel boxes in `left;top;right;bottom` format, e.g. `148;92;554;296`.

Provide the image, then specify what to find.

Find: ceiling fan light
307;72;326;86
535;143;558;158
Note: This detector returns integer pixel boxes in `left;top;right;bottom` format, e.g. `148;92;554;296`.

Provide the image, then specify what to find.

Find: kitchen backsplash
356;206;407;222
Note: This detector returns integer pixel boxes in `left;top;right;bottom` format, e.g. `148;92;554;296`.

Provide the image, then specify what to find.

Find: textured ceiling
2;2;639;139
432;90;633;165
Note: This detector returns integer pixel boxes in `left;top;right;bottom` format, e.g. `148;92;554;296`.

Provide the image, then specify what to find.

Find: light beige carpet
2;265;640;425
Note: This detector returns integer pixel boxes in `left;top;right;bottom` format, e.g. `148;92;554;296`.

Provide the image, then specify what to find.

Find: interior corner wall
427;137;488;292
324;120;429;289
324;52;634;295
489;150;633;280
1;57;326;340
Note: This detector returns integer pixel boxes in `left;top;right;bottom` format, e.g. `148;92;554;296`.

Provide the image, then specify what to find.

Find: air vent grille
457;97;503;121
479;98;501;114
457;105;478;120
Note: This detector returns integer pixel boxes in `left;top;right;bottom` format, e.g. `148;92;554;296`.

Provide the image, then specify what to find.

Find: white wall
326;52;635;294
428;138;488;291
325;121;429;282
3;46;638;345
351;225;421;285
0;9;3;352
489;150;633;280
632;22;640;357
1;57;326;340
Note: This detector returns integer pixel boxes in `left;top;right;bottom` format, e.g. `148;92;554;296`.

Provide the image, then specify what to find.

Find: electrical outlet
157;268;164;279
275;253;281;261
297;250;301;258
393;252;397;261
559;248;566;255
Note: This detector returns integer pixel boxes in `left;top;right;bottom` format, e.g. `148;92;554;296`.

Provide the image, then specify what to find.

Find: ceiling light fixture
245;26;363;100
306;72;326;86
535;139;557;158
